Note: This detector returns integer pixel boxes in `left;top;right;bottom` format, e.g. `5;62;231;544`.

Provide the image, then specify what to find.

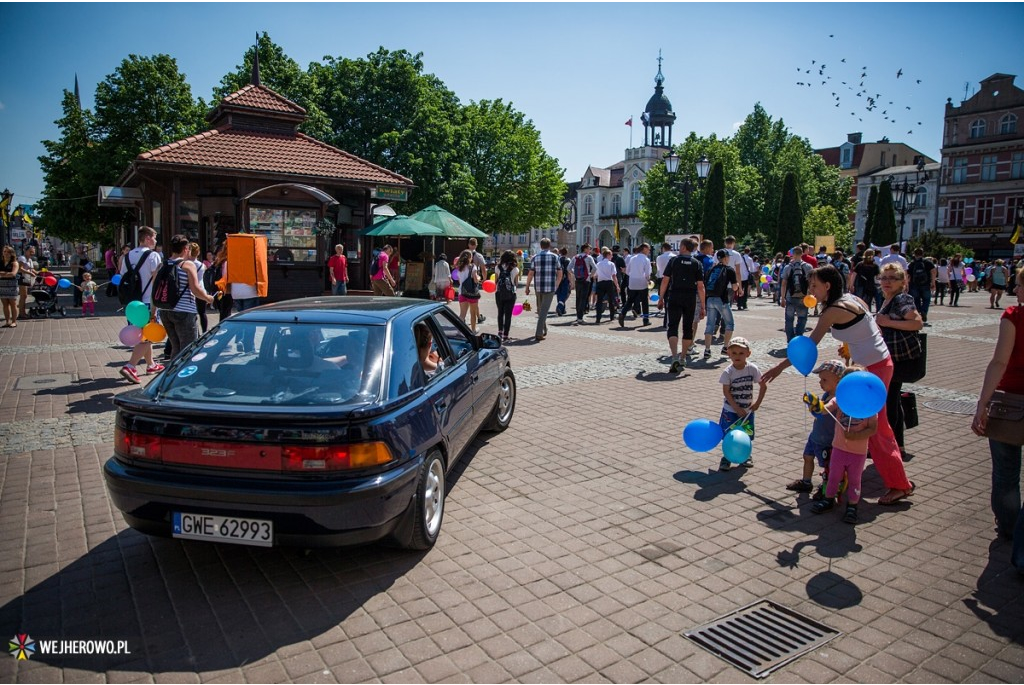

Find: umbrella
408;205;488;239
361;215;444;237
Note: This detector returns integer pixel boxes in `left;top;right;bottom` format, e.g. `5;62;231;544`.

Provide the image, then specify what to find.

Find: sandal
878;481;916;505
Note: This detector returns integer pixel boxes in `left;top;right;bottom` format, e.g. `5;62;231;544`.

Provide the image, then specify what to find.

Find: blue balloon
787;335;818;376
682;419;724;452
650;294;659;303
722;429;752;464
835;371;887;419
57;278;71;289
111;273;122;286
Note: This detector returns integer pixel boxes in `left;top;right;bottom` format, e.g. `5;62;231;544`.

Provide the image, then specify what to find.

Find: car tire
401;450;446;551
484;370;516;432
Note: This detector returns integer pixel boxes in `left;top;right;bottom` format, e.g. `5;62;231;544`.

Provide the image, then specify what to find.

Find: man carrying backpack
117;226;164;384
780;246;814;341
657;237;705;373
571;244;596;325
153;234;216;362
906;248;936;323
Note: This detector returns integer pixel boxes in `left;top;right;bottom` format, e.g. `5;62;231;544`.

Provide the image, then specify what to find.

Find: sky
1;2;1022;211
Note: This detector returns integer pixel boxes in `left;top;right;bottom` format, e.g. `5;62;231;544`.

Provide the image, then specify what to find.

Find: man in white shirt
723;236;747;310
118;226;165;384
655;243;676;320
619;243;652;327
593;246;620;324
879;243;908;271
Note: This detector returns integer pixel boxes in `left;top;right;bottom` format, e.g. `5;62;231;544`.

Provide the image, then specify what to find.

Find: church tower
640;53;676;148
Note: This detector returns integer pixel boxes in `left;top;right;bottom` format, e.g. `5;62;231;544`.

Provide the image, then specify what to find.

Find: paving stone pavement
1;288;1022;683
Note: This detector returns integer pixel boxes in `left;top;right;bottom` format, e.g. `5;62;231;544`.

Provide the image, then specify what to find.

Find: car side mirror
479;333;502;350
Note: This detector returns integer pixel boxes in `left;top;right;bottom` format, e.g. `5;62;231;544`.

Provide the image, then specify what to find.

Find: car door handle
434;399;448;411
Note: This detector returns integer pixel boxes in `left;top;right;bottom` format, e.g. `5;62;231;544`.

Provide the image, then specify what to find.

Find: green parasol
408;205;488;239
361;215;444;237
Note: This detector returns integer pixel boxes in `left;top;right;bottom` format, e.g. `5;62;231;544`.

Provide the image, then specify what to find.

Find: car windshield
149;321;385;406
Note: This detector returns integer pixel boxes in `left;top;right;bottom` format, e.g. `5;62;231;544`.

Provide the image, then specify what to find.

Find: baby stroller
28;275;67;318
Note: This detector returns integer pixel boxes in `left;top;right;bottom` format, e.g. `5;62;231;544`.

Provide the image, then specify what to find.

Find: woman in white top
948;254;966;307
762;263;915;505
189;242;209;333
455;249;481;333
432;253;452;301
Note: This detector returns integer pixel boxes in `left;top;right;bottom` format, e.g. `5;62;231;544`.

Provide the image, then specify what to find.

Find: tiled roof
136;128;412;185
219;84;306;116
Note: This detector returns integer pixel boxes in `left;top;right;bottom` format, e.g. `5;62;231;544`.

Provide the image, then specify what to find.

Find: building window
841;147;852;167
981;155;998;182
999;113;1017;134
1012;152;1024;179
915;186;928;208
952;158;968;184
880;151;886;167
970;119;986;138
631;184;641;213
911;218;926;237
583;195;593;216
976;198;994;226
1007;197;1023;225
612;194;621;216
583;226;592;244
949;200;965;227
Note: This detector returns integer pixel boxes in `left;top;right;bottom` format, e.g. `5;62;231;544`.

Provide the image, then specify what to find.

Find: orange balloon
803;294;817;308
143;321;167;343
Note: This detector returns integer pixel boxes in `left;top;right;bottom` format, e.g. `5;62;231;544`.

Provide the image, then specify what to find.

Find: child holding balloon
77;271;98;316
718;337;767;471
812;364;878;523
788;360;844;494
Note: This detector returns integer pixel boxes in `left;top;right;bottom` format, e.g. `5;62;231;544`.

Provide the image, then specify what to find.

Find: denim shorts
720;408;755;441
803;438;832;467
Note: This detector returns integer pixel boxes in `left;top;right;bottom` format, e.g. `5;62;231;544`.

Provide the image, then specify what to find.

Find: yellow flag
0;193;10;229
614;218;620;242
1011;222;1021;245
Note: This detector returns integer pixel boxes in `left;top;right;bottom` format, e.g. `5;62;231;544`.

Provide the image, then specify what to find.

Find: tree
872;180;898;245
907;230;974;260
700;161;726;246
776;172;803;252
804;205;853;253
458;99;564;234
862;185;878;248
216;32;329;141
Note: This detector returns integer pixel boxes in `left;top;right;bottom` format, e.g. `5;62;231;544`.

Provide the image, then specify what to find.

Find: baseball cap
813;360;847;376
727;337;751;350
716;249;729;259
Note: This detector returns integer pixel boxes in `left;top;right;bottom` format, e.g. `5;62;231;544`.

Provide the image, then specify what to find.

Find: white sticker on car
178;365;198;378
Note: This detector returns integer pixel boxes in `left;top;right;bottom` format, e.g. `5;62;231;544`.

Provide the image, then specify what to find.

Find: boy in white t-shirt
718;337;767;471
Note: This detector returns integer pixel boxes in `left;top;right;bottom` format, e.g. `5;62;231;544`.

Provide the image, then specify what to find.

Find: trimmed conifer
863;185;878;247
700;161;727;246
776;172;803;253
872;180;898;245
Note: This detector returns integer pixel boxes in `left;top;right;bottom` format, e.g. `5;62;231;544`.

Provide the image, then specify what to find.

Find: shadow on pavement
962;539;1024;647
673;468;748;501
35;378;124;414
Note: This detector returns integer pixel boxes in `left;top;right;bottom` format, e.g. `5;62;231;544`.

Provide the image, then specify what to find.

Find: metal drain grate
923;399;976;415
684;600;840;678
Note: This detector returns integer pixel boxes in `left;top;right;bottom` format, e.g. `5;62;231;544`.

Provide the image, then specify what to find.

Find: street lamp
1;188;12;246
665;152;710;234
887;159;929;246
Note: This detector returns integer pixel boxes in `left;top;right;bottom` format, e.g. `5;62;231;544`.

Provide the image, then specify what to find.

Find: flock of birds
795;34;925;135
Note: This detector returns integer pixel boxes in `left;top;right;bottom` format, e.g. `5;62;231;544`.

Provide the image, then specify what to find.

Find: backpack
117;249;154;305
573;255;589;281
203;263;220;294
369;251;381;277
834;260;850;291
787;262;810;296
151;258;186;310
705;263;726;295
496;265;516;302
909;259;930;287
668;255;700;294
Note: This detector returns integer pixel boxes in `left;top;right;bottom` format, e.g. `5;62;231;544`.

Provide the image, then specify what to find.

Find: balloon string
725;412;753;433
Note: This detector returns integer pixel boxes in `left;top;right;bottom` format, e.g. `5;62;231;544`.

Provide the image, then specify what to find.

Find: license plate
173;512;273;547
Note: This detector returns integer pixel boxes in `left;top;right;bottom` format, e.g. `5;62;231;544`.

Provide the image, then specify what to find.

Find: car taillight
282;442;393;471
114;425;164;462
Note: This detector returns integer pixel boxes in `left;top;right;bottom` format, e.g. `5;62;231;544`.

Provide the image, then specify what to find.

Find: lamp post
1;188;12;246
665;152;710;234
887;159;929;247
990;232;999;259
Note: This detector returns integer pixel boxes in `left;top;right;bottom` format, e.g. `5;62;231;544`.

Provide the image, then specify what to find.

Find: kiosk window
248;207;318;263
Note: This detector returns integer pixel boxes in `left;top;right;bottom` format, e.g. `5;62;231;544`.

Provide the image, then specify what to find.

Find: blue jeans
332;281;347;295
704;297;734;336
909;284;930;320
785;295;808;341
990;439;1024;572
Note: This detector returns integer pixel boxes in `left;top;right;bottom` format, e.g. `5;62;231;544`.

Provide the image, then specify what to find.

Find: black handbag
985;390;1024;446
893;333;927;384
460;268;481;299
901;392;919;429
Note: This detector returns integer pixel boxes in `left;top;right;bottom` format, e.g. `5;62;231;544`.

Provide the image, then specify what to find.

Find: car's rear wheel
400;450;445;550
484;370;516;432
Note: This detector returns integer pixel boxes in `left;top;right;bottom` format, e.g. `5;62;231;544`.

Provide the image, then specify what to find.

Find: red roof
218;84;306;116
136;128;412;185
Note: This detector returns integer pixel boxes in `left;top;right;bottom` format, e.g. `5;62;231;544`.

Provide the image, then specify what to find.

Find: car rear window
149;321;385;406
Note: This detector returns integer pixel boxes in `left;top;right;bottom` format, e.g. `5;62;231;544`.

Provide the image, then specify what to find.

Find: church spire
655;49;664;88
251;32;261;86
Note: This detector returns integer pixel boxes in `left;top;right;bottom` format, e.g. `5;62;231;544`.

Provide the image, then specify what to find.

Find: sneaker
721;346;728;355
146;363;165;375
786;479;813;492
718;458;732;472
703;349;712;360
740;458;753;468
812;486;826;502
477;314;487;323
811;497;836;514
842;504;859;524
120;365;141;384
618;313;625;327
669;359;682;374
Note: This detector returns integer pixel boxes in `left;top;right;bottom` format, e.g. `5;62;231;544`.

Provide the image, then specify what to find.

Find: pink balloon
119;325;144;347
512;303;524;316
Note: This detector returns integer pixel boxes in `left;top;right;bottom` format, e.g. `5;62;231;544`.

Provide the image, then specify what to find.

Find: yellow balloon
803;294;817;308
489;274;496;282
143;321;167;343
760;275;768;283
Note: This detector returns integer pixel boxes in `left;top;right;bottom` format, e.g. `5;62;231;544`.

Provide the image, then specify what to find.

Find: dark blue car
104;297;515;549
